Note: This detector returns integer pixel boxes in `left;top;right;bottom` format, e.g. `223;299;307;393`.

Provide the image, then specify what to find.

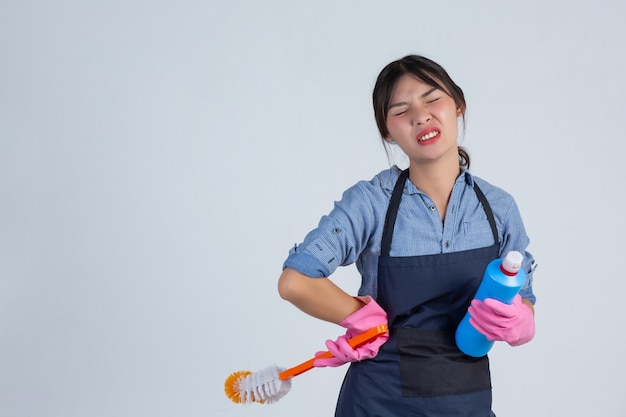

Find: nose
413;107;431;126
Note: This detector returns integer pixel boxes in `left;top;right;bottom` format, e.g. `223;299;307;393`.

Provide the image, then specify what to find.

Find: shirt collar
387;165;475;194
459;166;475;187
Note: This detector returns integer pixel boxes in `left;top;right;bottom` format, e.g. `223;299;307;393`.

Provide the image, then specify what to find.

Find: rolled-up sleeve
282;182;377;278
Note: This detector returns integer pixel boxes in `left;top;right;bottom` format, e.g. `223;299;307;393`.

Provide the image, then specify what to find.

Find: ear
384;135;396;144
456;105;465;117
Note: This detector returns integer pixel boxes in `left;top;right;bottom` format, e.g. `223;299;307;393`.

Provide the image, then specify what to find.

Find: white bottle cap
501;251;523;275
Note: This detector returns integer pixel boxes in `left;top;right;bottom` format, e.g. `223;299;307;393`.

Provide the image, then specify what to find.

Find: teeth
418;131;438;141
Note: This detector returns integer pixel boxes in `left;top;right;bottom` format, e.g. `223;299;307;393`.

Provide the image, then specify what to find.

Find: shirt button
445;241;450;248
429;205;436;211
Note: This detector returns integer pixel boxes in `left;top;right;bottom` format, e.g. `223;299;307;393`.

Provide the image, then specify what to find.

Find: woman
277;55;536;417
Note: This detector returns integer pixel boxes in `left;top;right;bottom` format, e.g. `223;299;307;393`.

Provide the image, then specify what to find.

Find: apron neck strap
472;182;499;245
381;169;409;257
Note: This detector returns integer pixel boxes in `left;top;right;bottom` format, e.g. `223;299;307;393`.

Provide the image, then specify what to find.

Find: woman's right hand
313;296;389;367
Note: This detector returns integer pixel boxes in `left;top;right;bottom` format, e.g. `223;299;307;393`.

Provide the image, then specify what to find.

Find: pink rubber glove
468;294;535;347
313;296;389;367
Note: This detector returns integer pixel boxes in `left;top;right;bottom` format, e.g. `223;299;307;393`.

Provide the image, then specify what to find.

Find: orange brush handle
278;324;388;380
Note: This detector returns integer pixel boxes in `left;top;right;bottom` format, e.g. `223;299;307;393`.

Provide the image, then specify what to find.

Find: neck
408;153;461;222
408;154;460;197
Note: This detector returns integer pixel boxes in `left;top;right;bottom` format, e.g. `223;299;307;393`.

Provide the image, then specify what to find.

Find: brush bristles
224;370;252;404
224;365;292;405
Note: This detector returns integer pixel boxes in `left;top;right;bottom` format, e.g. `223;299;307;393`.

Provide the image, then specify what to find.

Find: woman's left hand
468;294;535;346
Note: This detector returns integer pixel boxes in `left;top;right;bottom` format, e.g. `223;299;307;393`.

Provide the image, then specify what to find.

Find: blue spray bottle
455;251;526;357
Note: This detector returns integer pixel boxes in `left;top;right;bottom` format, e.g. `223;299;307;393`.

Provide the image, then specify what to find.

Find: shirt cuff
282;251;330;278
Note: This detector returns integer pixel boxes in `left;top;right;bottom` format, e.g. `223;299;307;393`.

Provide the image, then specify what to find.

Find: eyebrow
387;87;439;110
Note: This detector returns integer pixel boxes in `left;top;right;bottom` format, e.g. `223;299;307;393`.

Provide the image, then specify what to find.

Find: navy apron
335;169;500;417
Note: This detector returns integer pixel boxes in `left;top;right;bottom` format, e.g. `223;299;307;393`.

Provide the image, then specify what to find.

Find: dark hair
372;55;470;168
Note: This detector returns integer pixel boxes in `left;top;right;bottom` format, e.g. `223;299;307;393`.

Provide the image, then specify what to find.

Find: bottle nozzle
500;251;523;275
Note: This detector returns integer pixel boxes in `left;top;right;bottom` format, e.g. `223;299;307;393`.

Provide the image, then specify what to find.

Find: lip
415;126;441;144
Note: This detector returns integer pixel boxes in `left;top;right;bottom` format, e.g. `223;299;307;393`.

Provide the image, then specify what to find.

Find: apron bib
335;169;499;417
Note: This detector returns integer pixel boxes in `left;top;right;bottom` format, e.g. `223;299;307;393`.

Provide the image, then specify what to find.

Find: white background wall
1;1;625;416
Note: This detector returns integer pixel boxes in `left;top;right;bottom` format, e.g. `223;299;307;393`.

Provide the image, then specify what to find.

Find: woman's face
384;74;461;166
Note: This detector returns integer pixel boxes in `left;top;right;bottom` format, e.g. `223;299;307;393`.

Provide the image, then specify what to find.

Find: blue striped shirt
283;165;536;304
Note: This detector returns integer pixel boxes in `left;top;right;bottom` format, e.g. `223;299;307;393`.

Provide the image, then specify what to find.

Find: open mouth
418;131;439;141
417;127;440;142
